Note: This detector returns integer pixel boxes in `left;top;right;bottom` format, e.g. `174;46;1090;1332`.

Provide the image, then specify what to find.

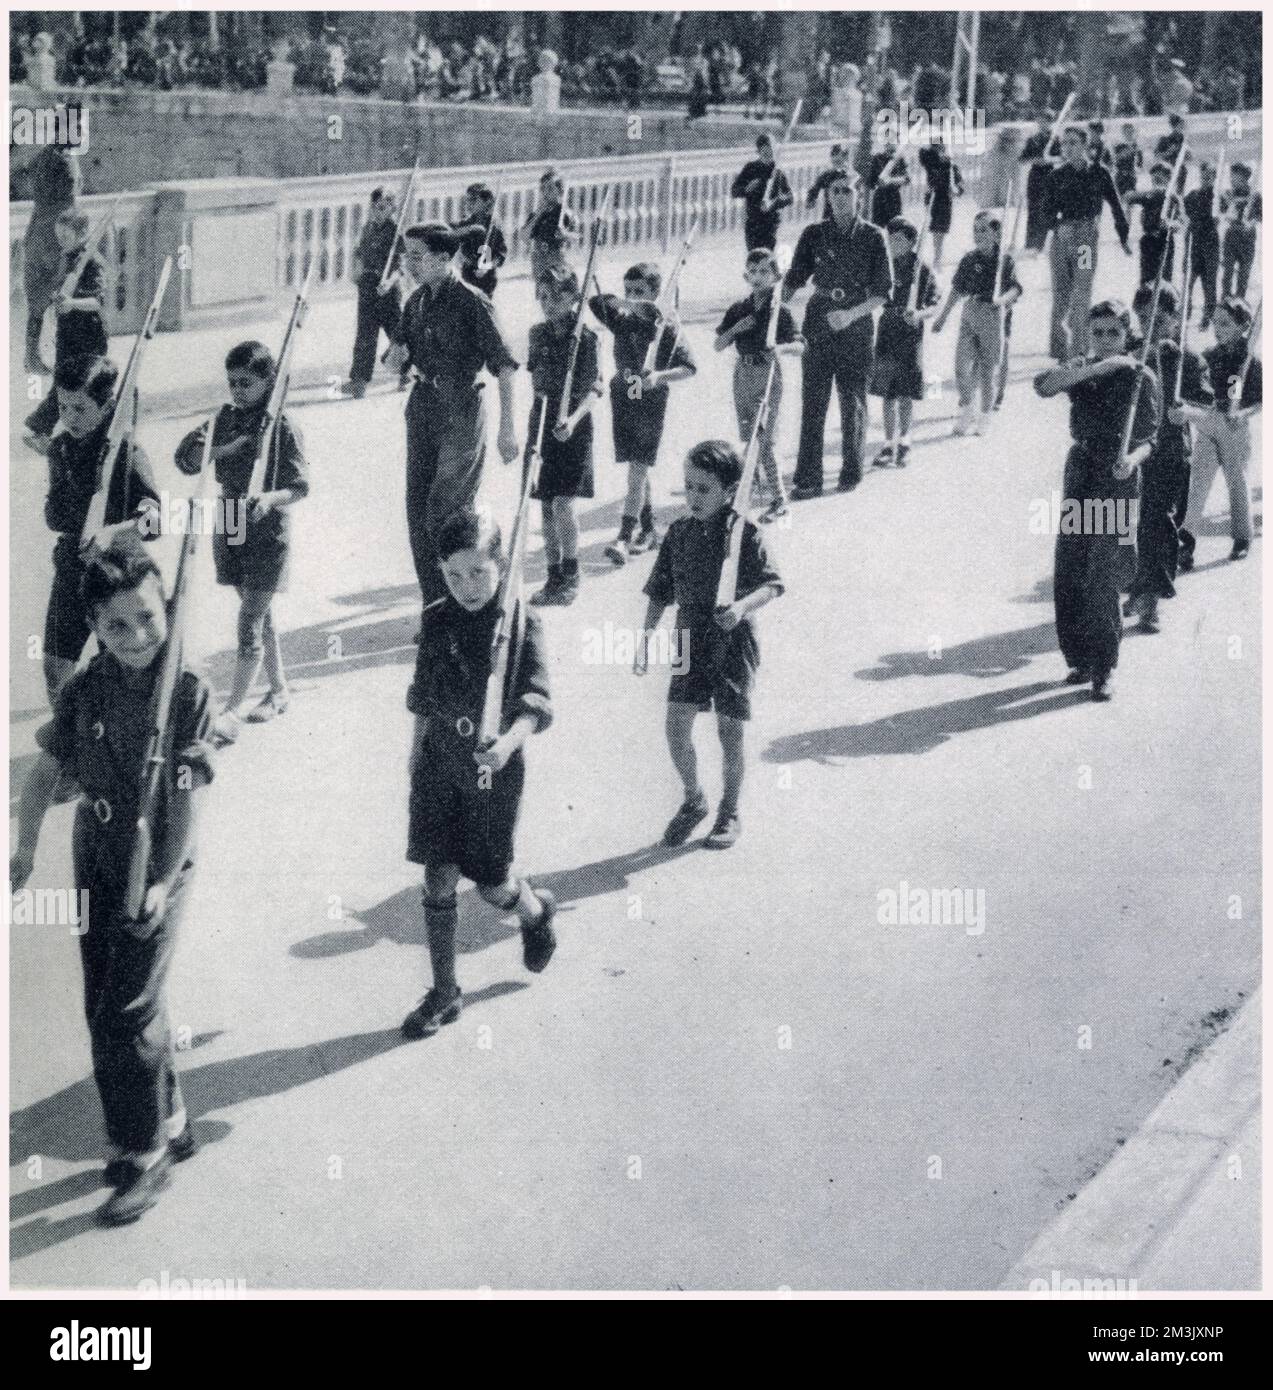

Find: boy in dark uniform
1125;283;1213;630
175;340;309;745
1180;297;1262;565
340;188;405;399
1183;161;1222;330
24;206;109;448
918;136;964;269
523;169;582;281
714;248;804;516
11;535;215;1225
1220;163;1261;300
527;267;602;606
806;143;851;218
869;216;940;466
590;263;697;564
1034;300;1161;700
636;440;783;849
40;355;161;704
731;134;793;253
402;510;557;1040
1112;121;1143;199
1126;162;1179;288
867;142;908;229
783;170;892;497
1019;114;1059;254
453;182;508;299
386;223;521;606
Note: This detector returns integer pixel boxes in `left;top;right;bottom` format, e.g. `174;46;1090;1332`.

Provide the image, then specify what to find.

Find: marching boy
453;182;508;300
24;206;109;449
340;188;405;399
714;247;804;517
590;263;697;564
524;169;582;281
402;509;558;1040
636;440;784;850
869;216;941;466
11;534;214;1225
1220;163;1261;300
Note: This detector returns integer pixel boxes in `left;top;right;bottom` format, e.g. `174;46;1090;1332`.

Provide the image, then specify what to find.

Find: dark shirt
1154;131;1185;166
878;253;940;350
406;596;552;747
1041;160;1130;243
588;293;696;381
1056;360;1161;464
527;319;600;416
716;290;801;357
54;249;107;362
1151;340;1213;463
1126;187;1174;238
918;145;963;203
867;152;908;227
176;403;309;500
806;166;847;212
36;653;215;889
45;422;159;541
785;216;893;352
1221;188;1262;227
644;511;783;622
730;158;793;238
1112;140;1143;182
355;218;403;284
1183;186;1220;240
28;145;80;215
525;202;581;255
452;216;508;298
395;271;519;386
1088;140;1113;169
952;247;1022;304
1204;341;1262;412
1020;132;1059;164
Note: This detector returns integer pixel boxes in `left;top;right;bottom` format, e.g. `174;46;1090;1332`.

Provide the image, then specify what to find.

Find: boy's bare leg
717;712;745;812
665;702;703;800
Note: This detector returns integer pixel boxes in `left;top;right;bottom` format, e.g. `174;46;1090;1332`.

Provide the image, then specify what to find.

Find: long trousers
350;278;402;384
733;356;785;501
405;382;487;604
1188;235;1220;324
1129;451;1191;600
955;300;1003;411
1221;225;1256;300
1186;413;1252;544
1138;229;1175;288
1049;218;1099;360
794;338;868;491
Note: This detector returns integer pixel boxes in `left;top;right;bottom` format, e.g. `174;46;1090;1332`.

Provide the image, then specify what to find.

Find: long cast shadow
856;621;1058;683
764;679;1089;762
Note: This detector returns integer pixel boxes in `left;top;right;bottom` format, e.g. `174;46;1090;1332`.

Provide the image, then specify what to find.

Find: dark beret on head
404;222;460;255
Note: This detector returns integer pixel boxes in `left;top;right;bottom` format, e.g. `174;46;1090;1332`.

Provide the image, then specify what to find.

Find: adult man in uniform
784;170;892;498
386;224;519;606
1040;127;1131;362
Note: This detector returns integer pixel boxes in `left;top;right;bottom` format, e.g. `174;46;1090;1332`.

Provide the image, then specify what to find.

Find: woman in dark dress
918;136;964;270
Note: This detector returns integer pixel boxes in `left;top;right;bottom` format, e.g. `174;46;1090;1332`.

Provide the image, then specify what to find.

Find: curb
1001;990;1260;1291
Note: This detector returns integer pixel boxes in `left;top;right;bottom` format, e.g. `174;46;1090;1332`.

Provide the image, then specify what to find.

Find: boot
530;564;563;605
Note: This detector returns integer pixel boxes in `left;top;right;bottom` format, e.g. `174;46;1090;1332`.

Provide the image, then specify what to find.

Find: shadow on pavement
855;621;1058;682
763;678;1088;762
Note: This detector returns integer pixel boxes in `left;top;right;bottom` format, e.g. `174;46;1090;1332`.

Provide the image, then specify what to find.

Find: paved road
8;195;1261;1289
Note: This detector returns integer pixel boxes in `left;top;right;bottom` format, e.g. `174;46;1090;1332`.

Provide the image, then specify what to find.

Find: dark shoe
530;567;563;605
791;485;822;501
103;1158;129;1189
629;527;660;555
1122;595;1137;618
98;1154;171;1226
401;986;462;1040
894;443;911;467
1178;536;1196;572
873;445;894;467
339;379;367;399
837;474;860;492
521;890;557;974
662;792;708;847
604;538;630;566
168;1121;199;1164
245;689;289;724
211;711;243;746
1065;667;1091;685
1137;597;1161;633
704;808;741;849
1230;540;1250;561
1090;675;1114;702
556;569;580;605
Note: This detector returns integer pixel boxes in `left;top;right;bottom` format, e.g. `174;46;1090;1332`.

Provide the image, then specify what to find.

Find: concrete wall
8;84;777;195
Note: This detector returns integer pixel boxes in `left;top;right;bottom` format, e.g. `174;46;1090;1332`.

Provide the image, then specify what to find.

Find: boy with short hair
590;263;697;564
340;187;405;399
453;182;508;299
402;509;557;1040
636;440;784;849
869;216;941;465
933;210;1022;437
11;533;214;1225
1220;163;1261;300
1112;121;1142;199
524;169;582;281
714;247;804;516
1183;161;1222;331
1126;163;1178;288
24;205;109;449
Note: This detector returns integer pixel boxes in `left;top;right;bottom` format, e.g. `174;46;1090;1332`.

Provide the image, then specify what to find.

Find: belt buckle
93;797;112;824
830;288;847;303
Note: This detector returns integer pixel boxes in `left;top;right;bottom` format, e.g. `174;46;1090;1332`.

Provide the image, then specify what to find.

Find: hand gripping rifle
476;174;505;276
378;157;422;295
716;268;785;610
906;193;935;316
478;398;548;747
762;99;803;211
79;255;173;551
54;193;124;305
246;259;315;501
1227;296;1262;418
556;184;612;432
122;414;215;922
641;213;699;378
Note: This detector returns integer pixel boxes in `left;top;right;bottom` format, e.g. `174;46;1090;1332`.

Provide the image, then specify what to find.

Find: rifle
906;194;934;315
641;213;699;377
1174;225;1193;403
1227;296;1262;418
122;414;215;922
79;256;173;550
1043;92;1077;160
716;272;785;610
762;99;803;210
478;397;548;747
476;174;505;276
54;193;124;305
378;158;422;294
556;184;612;432
246;259;315;500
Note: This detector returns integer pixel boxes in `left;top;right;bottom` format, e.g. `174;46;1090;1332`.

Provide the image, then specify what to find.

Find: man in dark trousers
784;170;892;497
341;188;405;399
731;134;793;252
1041;127;1131;362
386;224;520;607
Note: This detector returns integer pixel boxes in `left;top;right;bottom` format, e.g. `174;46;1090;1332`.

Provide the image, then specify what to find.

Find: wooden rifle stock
247;260;315;499
762;99;803;209
642;214;699;377
378;158;422;294
556;185;612;431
